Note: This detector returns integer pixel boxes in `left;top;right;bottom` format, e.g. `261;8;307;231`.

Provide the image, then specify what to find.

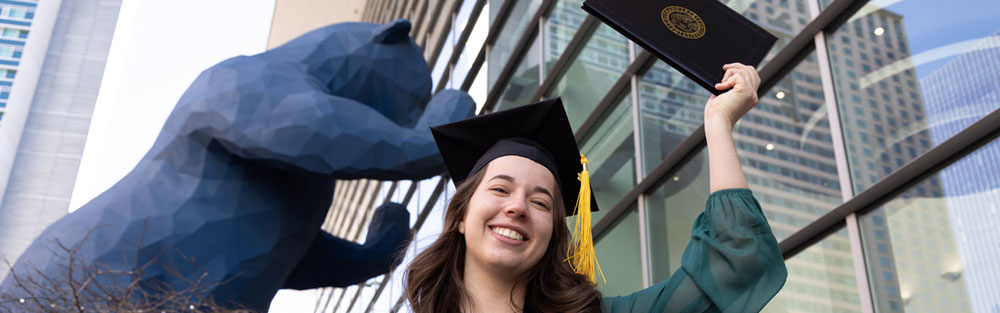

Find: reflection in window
736;51;842;241
644;147;860;312
0;44;22;59
637;60;711;175
645;148;711;282
761;229;861;313
543;0;589;73
488;0;541;88
827;0;1000;192
638;0;810;178
860;139;1000;313
544;23;629;129
593;206;641;297
494;36;540;110
0;27;26;39
580;95;634;223
452;6;489;90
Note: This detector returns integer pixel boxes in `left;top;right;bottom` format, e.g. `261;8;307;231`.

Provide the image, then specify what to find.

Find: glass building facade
302;0;1000;311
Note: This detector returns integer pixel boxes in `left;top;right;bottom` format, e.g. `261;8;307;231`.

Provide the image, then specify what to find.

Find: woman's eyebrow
488;174;515;183
533;186;554;200
489;175;553;199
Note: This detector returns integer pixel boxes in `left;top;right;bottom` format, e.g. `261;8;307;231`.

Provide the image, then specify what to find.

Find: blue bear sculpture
0;19;475;311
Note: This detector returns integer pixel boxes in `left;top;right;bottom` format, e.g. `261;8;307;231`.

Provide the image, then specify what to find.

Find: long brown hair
404;167;602;313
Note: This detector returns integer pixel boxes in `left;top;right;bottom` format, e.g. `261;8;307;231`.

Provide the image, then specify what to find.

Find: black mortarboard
429;98;598;216
430;97;605;283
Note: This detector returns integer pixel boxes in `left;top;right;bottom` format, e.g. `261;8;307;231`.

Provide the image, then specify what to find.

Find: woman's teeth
491;226;525;241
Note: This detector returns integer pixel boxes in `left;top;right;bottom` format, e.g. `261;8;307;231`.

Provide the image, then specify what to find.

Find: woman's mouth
490;226;526;241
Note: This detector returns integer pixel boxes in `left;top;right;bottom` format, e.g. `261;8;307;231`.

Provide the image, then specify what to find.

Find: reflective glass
826;0;1000;192
860;138;1000;313
735;51;843;240
761;229;862;313
431;26;457;91
543;0;589;74
645;149;711;281
639;0;822;174
544;23;630;129
452;6;489;90
495;36;540;110
593;206;642;297
431;0;481;91
646;145;854;313
488;0;542;88
580;95;634;224
638;0;812;177
642;47;843;251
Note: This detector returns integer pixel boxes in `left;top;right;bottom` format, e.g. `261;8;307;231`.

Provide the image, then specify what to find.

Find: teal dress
601;189;787;313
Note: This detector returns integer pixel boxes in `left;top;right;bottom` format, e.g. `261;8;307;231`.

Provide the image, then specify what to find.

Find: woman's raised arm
703;63;760;192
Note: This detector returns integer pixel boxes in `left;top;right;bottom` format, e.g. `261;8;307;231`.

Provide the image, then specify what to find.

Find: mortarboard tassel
567;154;606;285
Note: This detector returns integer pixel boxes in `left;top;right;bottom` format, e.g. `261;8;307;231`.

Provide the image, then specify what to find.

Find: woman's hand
704;63;758;192
704;63;760;131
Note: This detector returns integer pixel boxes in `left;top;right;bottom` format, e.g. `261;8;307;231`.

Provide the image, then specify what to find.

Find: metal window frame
479;0;557;113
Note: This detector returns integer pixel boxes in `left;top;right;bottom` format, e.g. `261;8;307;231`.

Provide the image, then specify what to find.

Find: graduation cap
430;98;605;284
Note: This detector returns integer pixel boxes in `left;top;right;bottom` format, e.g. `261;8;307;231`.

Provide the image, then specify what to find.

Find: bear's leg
282;202;410;289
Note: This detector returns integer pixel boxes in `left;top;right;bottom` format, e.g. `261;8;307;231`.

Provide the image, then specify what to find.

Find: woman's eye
489;187;509;194
531;200;549;210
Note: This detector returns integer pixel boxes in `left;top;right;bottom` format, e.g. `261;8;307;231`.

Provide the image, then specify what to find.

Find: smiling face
460;155;558;278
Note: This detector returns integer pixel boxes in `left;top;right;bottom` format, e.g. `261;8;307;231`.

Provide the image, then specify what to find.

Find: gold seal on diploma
661;6;705;39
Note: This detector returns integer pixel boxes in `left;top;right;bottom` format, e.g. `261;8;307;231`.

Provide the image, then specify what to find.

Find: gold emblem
660;6;706;39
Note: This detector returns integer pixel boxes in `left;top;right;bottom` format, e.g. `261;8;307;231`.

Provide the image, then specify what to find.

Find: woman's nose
504;197;527;218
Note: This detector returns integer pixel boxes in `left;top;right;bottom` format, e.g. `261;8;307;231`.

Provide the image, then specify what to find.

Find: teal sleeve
601;189;787;313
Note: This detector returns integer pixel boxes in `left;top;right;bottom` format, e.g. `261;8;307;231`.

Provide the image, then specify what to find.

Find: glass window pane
737;50;844;240
638;0;812;177
544;23;630;129
593;205;642;297
761;229;862;313
637;62;710;175
581;95;634;223
434;0;480;91
826;0;1000;193
488;0;542;88
645;149;711;281
495;36;541;110
646;148;859;312
544;0;588;74
860;138;1000;313
453;6;489;90
431;26;457;91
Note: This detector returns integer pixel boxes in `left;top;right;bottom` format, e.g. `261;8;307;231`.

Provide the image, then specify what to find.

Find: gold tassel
567;154;605;285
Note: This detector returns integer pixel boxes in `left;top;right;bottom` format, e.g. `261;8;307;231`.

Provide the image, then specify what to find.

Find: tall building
0;0;122;279
918;30;1000;313
263;0;1000;312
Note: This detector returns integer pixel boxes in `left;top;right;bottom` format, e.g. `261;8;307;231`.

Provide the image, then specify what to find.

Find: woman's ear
458;220;465;234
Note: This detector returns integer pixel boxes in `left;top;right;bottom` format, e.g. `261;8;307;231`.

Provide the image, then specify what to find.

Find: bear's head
265;19;431;128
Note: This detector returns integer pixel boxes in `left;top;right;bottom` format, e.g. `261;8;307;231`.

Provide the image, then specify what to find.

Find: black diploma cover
582;0;777;95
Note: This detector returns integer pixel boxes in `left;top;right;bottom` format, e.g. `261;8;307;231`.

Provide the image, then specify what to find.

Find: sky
865;0;1000;78
69;0;276;211
63;0;321;311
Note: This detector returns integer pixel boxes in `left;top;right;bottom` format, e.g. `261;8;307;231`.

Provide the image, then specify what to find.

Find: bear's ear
371;19;412;44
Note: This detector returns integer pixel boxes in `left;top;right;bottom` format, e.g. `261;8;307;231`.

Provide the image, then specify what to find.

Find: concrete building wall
0;0;122;277
266;0;368;49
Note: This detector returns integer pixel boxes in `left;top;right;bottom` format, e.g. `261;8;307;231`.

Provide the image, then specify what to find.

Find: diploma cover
582;0;777;95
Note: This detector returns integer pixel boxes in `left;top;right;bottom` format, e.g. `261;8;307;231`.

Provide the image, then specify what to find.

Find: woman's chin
479;256;530;274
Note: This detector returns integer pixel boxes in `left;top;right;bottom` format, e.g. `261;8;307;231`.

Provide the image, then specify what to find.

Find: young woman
406;64;787;313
